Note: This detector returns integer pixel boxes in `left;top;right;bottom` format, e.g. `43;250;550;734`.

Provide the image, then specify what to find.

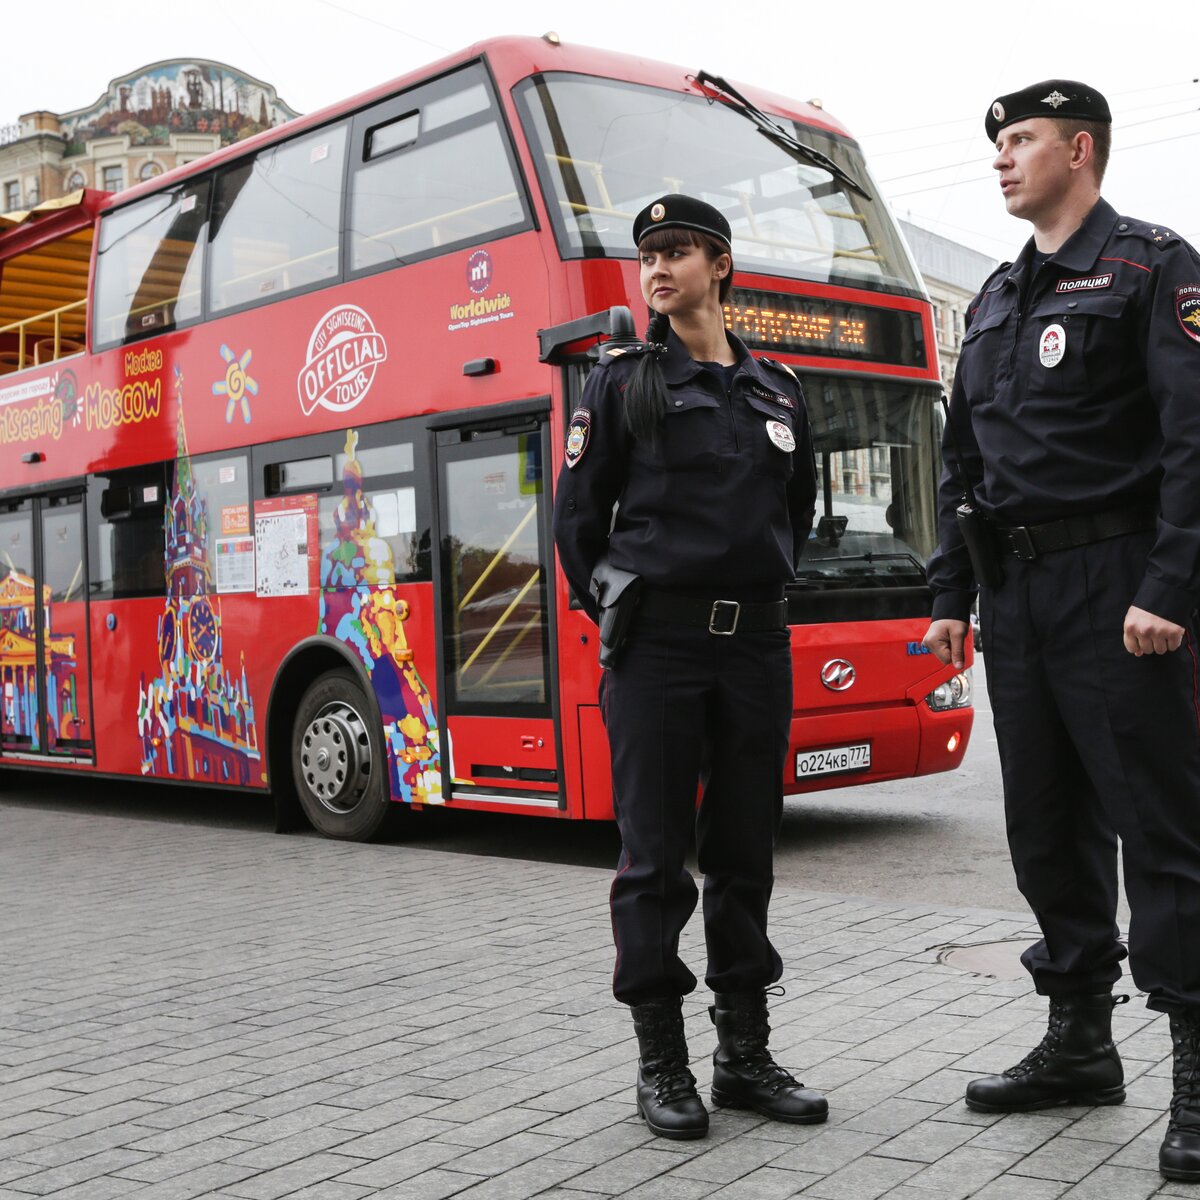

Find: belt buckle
1007;526;1037;561
709;600;740;635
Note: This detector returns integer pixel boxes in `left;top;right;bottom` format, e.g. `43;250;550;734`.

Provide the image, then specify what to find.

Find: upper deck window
347;62;529;274
515;74;922;297
208;124;348;315
93;183;209;350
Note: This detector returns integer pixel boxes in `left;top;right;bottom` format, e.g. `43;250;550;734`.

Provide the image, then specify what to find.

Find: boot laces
1003;999;1070;1079
639;1007;698;1103
1170;1012;1200;1133
729;1006;803;1095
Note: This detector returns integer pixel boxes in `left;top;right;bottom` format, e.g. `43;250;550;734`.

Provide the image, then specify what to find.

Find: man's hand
924;619;969;670
1123;606;1185;656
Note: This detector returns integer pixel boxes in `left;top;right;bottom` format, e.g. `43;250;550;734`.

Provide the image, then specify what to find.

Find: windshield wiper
694;71;870;201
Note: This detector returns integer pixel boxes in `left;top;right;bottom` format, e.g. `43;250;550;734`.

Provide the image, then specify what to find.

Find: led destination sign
723;288;926;368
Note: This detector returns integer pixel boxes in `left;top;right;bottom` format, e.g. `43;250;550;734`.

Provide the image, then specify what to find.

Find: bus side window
189;453;253;595
348;63;529;274
88;463;170;598
208;124;348;316
92;184;209;350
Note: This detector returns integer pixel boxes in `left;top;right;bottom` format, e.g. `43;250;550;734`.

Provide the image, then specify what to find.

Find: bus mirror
817;515;848;545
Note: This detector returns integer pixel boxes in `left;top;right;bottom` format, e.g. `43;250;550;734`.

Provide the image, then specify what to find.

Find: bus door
432;405;562;811
0;490;93;759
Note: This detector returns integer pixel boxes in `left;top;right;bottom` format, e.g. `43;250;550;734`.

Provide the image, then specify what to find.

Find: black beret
985;80;1111;143
632;194;732;250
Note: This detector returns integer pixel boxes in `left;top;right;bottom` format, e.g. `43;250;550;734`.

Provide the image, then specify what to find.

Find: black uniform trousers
981;530;1200;1013
600;615;791;1007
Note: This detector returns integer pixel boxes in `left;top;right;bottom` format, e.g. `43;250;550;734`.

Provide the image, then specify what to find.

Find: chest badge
765;420;795;452
1039;323;1066;368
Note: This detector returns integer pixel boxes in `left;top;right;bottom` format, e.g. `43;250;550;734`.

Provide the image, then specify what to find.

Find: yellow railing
0;299;87;373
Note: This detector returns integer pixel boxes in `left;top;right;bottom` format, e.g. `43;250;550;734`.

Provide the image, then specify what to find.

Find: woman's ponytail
623;310;671;444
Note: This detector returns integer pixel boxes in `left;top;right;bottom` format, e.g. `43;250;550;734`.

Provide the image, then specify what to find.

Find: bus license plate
795;743;871;779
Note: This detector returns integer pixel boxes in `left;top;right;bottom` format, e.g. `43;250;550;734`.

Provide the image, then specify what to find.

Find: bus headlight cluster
926;670;972;711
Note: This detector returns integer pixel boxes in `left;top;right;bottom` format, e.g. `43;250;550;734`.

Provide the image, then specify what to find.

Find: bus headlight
926;670;972;711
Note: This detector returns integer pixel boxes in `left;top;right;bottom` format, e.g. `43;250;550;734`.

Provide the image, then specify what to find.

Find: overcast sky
4;0;1199;263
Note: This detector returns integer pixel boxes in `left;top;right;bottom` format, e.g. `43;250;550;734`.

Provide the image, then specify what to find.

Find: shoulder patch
564;408;592;468
1177;286;1200;345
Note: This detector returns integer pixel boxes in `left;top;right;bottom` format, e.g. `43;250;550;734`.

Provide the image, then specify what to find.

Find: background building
0;59;298;213
900;219;999;390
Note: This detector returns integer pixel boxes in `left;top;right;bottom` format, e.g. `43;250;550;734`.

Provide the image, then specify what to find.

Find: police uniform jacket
553;329;817;622
927;198;1200;626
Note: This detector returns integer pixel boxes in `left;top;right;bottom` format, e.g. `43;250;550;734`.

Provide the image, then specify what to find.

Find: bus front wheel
291;669;393;841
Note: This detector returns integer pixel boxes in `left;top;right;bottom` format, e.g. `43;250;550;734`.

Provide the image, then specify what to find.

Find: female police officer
552;195;827;1139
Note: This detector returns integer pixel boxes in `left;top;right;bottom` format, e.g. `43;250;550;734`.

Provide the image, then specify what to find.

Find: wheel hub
299;700;373;814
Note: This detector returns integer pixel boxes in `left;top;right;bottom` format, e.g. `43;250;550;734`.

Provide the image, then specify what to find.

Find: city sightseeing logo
297;304;388;416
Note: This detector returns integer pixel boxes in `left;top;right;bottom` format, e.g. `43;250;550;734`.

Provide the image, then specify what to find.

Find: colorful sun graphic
211;344;258;423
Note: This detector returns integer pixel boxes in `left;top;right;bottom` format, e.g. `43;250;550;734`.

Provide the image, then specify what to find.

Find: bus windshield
802;376;941;587
515;73;922;296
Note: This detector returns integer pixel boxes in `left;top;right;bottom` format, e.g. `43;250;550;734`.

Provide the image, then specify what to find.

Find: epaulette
978;260;1013;297
758;355;799;382
1114;217;1180;251
599;341;653;363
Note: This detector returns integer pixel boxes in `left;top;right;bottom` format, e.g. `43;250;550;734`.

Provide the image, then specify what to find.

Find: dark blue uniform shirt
928;198;1200;626
553;329;817;622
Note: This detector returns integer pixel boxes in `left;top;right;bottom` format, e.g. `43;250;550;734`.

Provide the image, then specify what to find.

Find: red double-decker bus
0;35;973;839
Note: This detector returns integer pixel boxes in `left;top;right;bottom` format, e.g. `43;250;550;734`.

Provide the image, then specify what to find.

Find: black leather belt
995;506;1156;561
638;589;788;634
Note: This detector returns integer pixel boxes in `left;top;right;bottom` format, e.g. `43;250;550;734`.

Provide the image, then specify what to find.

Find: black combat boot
965;993;1128;1112
709;990;828;1124
630;997;709;1140
1160;1009;1200;1182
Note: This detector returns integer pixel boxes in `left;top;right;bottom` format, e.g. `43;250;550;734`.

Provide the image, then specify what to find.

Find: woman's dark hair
624;228;734;443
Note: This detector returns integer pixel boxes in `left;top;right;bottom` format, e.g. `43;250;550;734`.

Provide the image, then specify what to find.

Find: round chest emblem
1039;323;1066;368
766;420;795;452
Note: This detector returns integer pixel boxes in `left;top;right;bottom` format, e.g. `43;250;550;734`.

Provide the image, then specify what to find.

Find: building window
65;170;87;191
101;165;123;192
140;161;163;182
3;181;19;211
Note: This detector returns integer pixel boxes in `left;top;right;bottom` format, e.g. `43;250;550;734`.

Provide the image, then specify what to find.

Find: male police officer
924;81;1200;1182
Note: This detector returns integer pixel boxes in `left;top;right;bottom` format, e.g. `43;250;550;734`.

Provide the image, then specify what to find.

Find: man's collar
1048;197;1117;271
1004;198;1116;290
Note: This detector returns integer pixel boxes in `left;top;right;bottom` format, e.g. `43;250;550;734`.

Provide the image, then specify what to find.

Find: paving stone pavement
0;799;1189;1199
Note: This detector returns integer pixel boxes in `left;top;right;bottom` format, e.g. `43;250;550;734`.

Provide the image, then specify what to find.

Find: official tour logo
297;304;388;416
1177;285;1200;346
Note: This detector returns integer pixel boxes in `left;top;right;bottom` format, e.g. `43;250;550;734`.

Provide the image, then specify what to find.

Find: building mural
136;368;261;783
60;60;298;155
319;429;442;805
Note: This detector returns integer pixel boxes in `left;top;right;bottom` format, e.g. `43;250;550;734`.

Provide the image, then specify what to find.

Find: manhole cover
937;939;1027;980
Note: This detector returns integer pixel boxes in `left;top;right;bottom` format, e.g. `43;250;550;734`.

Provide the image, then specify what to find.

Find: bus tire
291;668;393;841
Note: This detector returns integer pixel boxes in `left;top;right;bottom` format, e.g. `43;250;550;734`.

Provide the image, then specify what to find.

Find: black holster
589;558;642;669
956;501;1003;588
